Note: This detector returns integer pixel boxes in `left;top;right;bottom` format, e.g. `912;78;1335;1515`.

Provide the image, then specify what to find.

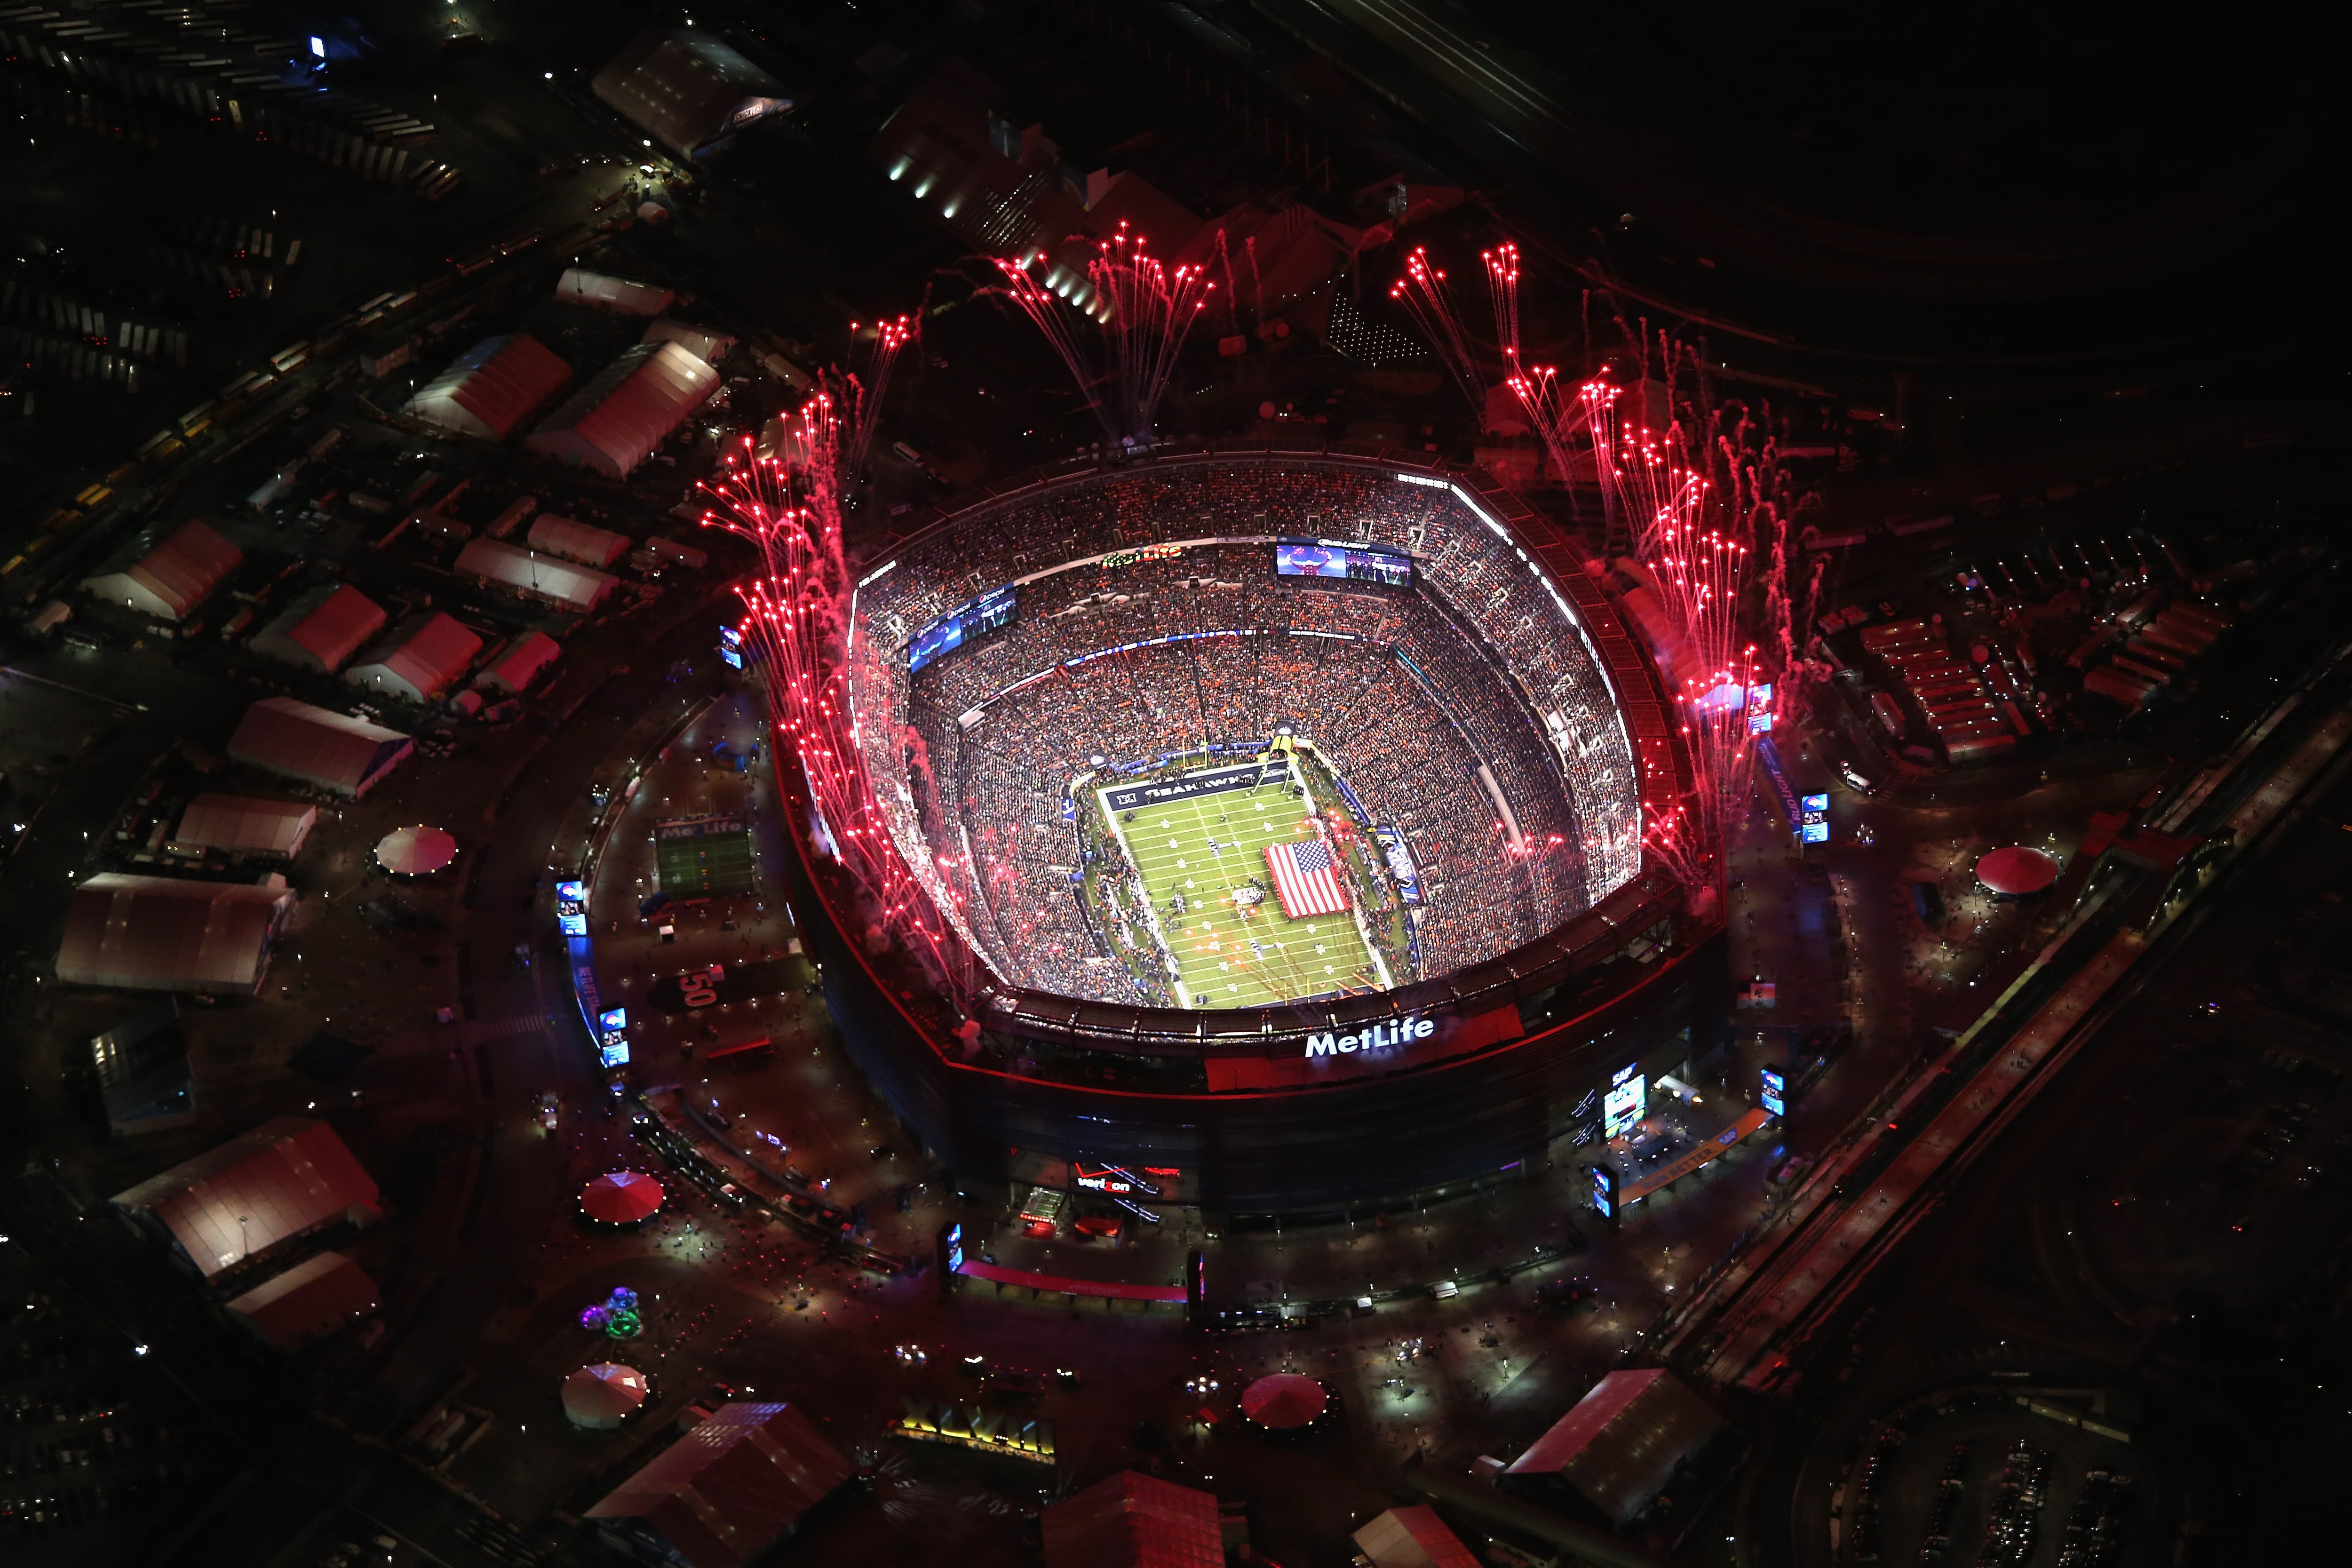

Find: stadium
770;444;1728;1218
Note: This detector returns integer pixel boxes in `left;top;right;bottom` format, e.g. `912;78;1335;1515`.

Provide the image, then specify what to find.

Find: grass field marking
1098;762;1383;1007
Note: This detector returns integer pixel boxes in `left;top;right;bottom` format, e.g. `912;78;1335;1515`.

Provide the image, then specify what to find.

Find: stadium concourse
865;462;1644;1009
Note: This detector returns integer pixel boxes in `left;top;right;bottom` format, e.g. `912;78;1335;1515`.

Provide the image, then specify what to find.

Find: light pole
237;1215;251;1262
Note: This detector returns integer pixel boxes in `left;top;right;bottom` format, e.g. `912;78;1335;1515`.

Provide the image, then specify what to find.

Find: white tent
563;1363;651;1430
453;539;618;615
169;794;318;860
526;515;631;568
556;269;675;317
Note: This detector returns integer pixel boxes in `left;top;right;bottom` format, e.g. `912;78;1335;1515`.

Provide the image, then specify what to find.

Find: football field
1100;768;1387;1008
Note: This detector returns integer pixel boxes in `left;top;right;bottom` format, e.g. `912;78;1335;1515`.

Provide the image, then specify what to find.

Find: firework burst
987;221;1216;445
698;400;982;1011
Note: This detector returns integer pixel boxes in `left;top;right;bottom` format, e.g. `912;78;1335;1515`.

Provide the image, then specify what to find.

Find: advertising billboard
1372;825;1425;905
906;584;1017;673
1274;538;1413;587
1800;793;1830;845
1591;1163;1618;1220
597;1006;629;1068
1761;1064;1786;1119
1603;1067;1646;1140
556;880;588;937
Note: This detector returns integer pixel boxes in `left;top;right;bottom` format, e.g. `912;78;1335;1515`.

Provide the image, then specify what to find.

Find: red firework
1390;239;1828;891
697;401;980;1008
987;221;1216;444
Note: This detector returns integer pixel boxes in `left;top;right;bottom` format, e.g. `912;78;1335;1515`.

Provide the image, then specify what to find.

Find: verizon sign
1305;1016;1435;1058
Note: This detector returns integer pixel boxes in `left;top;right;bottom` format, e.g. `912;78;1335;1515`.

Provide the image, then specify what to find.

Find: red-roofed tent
1042;1470;1224;1568
1502;1369;1725;1527
227;697;413;798
226;1251;379;1351
347;611;485;703
111;1117;380;1279
251;583;388;675
83;519;242;620
1975;845;2060;897
581;1171;664;1225
1240;1372;1327;1429
526;341;719;478
585;1401;851;1567
404;334;573;440
1353;1506;1481;1568
56;873;296;995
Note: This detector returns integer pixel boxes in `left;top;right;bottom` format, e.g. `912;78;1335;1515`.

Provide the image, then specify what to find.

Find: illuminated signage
597;1006;629;1067
1591;1164;1618;1220
555;879;588;937
1073;1163;1162;1197
1304;1015;1433;1059
1761;1065;1786;1119
1800;793;1830;845
1756;738;1803;841
892;1400;1055;1465
945;1222;964;1274
1604;1073;1646;1139
906;584;1017;673
1276;538;1413;587
719;623;744;669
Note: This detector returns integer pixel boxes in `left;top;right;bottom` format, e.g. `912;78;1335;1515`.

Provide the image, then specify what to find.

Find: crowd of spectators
846;459;1646;1004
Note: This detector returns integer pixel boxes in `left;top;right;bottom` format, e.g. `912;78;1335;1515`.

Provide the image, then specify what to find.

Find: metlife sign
1304;1015;1435;1058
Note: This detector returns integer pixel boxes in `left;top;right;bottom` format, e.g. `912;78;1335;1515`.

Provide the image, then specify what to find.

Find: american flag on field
1264;836;1349;919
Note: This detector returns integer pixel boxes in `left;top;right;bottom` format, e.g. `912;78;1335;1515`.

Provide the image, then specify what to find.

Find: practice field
1100;765;1387;1008
654;815;758;899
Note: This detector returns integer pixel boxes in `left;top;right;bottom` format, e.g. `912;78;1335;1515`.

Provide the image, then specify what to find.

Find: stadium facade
771;445;1726;1217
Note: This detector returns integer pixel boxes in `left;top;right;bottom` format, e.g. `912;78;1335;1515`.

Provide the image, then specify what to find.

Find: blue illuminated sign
1591;1164;1617;1220
945;1222;964;1273
906;585;1017;673
719;624;744;669
1761;1065;1786;1119
1800;793;1830;845
556;880;588;937
596;1006;629;1067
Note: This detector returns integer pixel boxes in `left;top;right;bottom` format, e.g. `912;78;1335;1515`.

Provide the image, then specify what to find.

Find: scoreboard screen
1275;538;1413;587
907;584;1017;673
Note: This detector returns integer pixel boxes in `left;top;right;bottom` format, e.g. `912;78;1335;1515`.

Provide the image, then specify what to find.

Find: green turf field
1100;765;1389;1008
654;815;758;899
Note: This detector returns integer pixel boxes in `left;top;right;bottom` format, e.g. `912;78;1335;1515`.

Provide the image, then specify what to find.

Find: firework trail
697;403;984;1011
837;308;919;481
987;222;1216;444
1387;246;1484;416
1484;242;1599;485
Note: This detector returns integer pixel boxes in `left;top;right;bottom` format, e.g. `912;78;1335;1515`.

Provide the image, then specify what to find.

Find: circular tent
580;1170;664;1226
1240;1373;1328;1430
562;1362;649;1429
374;824;459;877
1976;845;2060;898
